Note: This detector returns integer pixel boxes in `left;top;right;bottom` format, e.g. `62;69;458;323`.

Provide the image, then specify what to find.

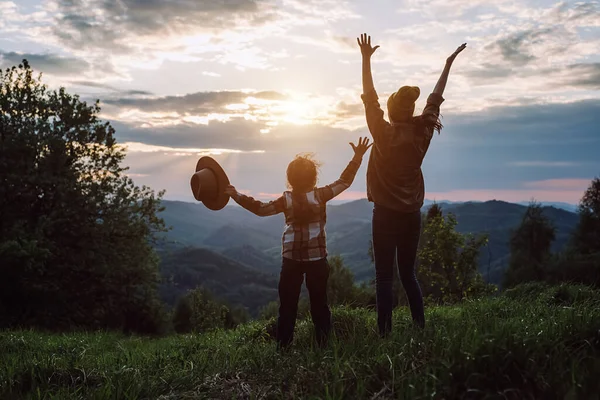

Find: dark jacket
361;89;444;212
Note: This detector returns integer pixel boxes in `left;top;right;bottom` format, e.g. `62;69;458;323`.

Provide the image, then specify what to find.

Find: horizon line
164;197;579;207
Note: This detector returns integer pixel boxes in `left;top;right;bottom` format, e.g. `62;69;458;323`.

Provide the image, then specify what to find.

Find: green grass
2;283;600;399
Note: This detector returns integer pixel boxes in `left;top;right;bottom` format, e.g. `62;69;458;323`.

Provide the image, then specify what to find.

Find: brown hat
387;86;420;122
190;156;230;211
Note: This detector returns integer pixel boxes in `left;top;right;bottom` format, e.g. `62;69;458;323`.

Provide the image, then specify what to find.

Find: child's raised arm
225;186;285;217
317;137;372;203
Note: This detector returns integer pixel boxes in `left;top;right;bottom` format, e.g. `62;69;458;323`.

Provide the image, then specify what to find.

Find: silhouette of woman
357;33;466;336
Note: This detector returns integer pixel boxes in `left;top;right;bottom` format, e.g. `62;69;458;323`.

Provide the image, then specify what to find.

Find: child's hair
286;153;322;193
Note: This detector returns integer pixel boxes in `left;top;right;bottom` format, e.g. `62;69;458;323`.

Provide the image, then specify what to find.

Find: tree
426;202;443;221
327;255;358;305
418;207;495;303
547;178;600;287
172;287;229;333
571;177;600;255
503;201;556;288
0;61;167;333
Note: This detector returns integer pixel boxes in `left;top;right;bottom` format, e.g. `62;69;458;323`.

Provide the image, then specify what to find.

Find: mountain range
155;198;580;312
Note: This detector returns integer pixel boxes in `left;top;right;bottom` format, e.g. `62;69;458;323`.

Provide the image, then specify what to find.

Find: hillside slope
3;284;599;399
158;247;278;315
157;199;580;285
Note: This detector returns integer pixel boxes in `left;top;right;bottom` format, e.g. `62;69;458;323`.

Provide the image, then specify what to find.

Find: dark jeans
277;257;331;348
372;203;425;336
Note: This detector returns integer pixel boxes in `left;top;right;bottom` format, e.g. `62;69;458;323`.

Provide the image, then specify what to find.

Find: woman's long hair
413;114;444;134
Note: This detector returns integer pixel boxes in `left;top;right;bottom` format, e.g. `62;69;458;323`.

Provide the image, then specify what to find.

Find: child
225;137;372;348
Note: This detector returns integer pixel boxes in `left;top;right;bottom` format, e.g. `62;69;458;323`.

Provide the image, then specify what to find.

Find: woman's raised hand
357;33;380;58
447;43;467;64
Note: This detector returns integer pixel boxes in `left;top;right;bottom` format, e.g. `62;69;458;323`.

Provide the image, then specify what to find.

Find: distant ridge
156;198;579;287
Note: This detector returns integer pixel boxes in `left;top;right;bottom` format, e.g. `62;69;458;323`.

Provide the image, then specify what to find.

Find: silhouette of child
225;137;372;349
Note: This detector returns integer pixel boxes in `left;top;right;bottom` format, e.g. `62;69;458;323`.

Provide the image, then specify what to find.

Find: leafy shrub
172;287;249;333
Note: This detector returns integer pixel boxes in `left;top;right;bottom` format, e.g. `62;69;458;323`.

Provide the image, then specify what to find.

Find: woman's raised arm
357;33;380;95
432;43;467;96
357;33;390;142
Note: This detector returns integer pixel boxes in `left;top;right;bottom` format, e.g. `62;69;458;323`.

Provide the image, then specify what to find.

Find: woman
357;33;466;336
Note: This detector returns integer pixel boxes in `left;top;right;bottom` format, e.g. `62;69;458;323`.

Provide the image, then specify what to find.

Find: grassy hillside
2;283;599;399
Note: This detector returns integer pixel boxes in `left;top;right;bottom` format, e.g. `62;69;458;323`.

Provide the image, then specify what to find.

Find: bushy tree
504;201;556;288
418;207;496;303
546;178;600;287
0;61;167;333
172;287;248;333
328;255;359;305
571;177;600;255
172;287;227;333
426;202;443;221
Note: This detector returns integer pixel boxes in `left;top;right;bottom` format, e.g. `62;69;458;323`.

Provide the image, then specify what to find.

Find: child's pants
277;257;331;347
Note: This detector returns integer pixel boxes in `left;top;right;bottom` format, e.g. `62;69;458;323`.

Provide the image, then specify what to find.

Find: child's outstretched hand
225;185;239;200
350;137;373;158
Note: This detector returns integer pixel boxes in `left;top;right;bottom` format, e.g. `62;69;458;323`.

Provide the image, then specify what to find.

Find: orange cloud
336;191;368;201
426;189;583;204
522;179;591;191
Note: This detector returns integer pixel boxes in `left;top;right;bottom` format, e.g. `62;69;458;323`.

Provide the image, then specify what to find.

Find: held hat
190;156;230;210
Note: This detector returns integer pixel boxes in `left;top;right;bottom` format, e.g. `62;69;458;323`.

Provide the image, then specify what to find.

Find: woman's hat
387;85;420;122
190;156;230;210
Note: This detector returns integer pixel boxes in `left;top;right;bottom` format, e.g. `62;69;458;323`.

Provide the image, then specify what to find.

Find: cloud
388;2;599;97
103;90;286;113
68;80;153;96
110;117;353;155
97;89;367;131
523;179;592;191
287;31;359;54
463;61;600;91
400;0;512;18
26;0;360;75
108;96;600;202
563;63;600;90
51;0;273;53
333;101;364;119
508;161;581;168
121;141;265;157
489;28;555;67
0;50;89;75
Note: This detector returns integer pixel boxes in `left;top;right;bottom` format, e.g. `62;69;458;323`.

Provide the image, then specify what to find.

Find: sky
1;0;599;205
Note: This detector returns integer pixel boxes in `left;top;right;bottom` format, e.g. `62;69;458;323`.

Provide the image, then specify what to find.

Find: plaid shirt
233;156;362;261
